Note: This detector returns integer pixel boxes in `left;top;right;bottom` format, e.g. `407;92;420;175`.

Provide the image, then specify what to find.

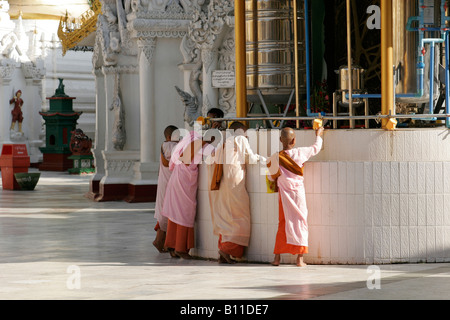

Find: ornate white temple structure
86;0;237;202
0;0;95;165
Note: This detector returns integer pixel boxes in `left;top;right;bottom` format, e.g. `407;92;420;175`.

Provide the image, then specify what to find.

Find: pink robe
274;136;323;247
161;131;204;228
154;141;178;231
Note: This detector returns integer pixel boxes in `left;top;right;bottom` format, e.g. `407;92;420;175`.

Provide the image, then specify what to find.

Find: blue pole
447;32;450;128
430;43;435;118
305;0;312;116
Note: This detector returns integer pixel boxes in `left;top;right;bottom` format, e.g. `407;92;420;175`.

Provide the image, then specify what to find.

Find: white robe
208;134;263;247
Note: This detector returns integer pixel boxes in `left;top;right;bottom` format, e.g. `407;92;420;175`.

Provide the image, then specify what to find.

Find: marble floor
1;170;450;302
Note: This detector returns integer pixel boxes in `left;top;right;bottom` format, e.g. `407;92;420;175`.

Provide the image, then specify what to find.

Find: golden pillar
381;0;394;129
235;0;247;119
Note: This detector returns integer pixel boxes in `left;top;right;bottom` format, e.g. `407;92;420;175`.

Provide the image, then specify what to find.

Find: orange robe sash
267;150;304;191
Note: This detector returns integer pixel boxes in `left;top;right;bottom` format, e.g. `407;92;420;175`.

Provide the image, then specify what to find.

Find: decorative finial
53;78;69;97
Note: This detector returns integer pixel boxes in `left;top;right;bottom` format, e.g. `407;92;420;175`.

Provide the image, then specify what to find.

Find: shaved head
164;125;178;140
229;121;248;131
280;127;296;149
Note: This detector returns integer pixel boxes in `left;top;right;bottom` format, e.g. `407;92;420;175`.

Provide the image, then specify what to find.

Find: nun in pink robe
153;138;178;253
268;128;323;266
161;130;206;258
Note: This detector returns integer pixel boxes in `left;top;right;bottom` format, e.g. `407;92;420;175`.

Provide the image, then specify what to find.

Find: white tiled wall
192;129;450;265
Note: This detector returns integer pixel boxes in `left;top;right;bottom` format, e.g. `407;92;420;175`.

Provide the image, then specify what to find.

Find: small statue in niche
70;128;93;156
9;89;24;133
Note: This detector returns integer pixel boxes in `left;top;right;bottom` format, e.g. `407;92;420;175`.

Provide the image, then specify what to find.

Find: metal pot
336;65;365;91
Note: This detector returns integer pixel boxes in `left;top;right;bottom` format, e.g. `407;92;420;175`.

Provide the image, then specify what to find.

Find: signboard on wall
212;70;235;88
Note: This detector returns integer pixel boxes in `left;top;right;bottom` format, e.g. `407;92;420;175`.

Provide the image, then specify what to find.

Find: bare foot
271;254;280;266
168;248;179;258
296;255;307;267
153;240;165;253
219;250;236;264
175;251;192;259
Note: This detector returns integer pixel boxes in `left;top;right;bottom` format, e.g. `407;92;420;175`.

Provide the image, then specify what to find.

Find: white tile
408;227;418;261
382;194;391;226
306;194;315;225
364;194;374;227
373;162;382;194
426;226;436;261
408;162;418;194
258;193;268;225
435;194;444;226
355;195;365;226
425;162;435;194
249;192;262;224
373;226;382;259
355;226;365;260
313;162;322;194
329;162;338;194
417;226;427;261
413;131;424;161
249;223;262;253
321;162;330;194
404;131;415;161
337;162;347;194
346;195;356;226
391;226;401;259
354;162;364;195
304;163;314;195
417;162;426;194
408;195;418;226
346;162;355;194
339;227;356;258
390;162;400;194
393;131;405;161
337;194;347;226
444;196;450;226
436;226;444;260
391;194;400;226
444;162;450;194
417;194;427;226
444;227;450;259
399;162;409;194
426;194;435;226
381;226;391;259
434;162;444;194
329;194;338;226
329;226;339;259
321;193;330;226
400;226;409;260
381;162;391;194
364;162;373;194
313;194;322;226
399;194;409;226
364;226;374;262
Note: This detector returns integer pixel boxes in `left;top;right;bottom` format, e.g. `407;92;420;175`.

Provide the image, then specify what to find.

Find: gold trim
57;0;101;55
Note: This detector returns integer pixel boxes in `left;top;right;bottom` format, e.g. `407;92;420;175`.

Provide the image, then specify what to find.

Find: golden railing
57;0;102;56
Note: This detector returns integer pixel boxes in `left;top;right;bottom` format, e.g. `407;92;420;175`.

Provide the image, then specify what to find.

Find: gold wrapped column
235;0;248;119
381;0;394;129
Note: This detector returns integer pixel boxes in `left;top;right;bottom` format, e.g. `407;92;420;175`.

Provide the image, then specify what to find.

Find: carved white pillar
201;47;219;115
92;68;106;174
24;77;44;163
134;37;159;181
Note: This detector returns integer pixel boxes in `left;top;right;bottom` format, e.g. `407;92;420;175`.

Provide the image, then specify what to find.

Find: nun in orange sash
267;126;324;267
